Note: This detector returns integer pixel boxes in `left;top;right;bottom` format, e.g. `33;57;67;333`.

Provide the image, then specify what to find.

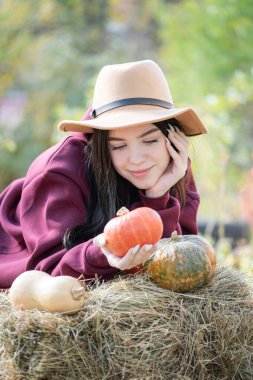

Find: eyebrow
108;127;159;141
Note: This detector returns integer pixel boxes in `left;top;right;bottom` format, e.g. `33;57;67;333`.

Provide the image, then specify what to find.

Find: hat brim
58;105;207;137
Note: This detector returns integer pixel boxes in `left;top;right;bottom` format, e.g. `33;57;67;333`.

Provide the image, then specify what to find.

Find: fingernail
144;244;152;252
166;128;172;137
132;245;140;254
165;137;171;145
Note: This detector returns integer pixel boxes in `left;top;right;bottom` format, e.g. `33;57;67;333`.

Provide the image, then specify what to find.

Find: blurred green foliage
0;0;253;265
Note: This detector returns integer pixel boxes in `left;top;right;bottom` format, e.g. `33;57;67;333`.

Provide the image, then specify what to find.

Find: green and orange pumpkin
145;231;216;292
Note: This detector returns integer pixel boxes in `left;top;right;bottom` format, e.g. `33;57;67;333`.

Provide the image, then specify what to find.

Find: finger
103;243;158;271
166;145;188;174
167;126;189;146
176;127;188;139
119;244;140;269
93;233;106;247
170;125;185;136
120;243;154;270
166;133;189;165
129;244;155;268
167;129;189;151
143;244;153;252
175;131;189;148
166;140;180;159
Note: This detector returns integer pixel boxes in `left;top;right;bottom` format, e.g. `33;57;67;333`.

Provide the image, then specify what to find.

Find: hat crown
58;59;207;137
92;60;173;108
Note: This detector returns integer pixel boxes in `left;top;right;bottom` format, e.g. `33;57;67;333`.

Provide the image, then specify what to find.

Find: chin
132;179;157;190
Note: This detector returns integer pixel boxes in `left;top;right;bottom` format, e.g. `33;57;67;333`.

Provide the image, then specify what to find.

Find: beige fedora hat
58;60;207;136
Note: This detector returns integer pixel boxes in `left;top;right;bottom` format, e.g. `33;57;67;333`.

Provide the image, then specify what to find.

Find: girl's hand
145;126;189;198
93;233;157;270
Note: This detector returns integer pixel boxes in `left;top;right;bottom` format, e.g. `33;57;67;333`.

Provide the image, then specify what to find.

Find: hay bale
0;267;253;380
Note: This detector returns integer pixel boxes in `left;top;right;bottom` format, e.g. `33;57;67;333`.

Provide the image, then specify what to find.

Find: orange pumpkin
104;207;163;257
145;231;216;292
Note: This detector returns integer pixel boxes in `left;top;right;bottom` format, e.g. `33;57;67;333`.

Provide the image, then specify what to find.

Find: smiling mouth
129;168;153;177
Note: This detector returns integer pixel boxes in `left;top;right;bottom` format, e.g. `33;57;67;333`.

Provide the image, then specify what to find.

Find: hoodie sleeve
20;170;119;280
178;162;200;235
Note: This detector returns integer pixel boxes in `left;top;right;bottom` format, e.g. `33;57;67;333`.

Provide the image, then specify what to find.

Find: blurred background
0;0;252;271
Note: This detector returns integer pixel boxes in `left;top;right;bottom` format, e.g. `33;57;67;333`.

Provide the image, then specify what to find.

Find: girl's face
108;123;170;190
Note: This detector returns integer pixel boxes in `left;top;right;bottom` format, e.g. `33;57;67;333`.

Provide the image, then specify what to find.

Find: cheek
157;143;170;167
110;151;125;172
164;152;171;167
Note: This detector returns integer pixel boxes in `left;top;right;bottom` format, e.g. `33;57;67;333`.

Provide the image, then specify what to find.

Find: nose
128;146;146;165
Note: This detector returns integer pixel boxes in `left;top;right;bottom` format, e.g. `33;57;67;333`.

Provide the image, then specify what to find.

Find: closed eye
144;139;158;144
111;144;126;151
110;138;159;150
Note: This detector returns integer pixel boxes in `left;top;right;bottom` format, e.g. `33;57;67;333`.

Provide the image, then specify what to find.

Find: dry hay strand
0;266;253;380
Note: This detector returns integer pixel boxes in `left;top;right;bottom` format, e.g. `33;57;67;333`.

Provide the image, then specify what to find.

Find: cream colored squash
9;270;88;313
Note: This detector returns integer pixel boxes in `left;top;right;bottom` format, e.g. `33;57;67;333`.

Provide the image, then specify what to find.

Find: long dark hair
63;118;186;250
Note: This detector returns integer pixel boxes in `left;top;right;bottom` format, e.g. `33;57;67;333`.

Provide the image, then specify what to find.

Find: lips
129;167;152;177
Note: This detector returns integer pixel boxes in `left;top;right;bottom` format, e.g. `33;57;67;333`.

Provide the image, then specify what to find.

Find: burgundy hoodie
0;132;200;290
